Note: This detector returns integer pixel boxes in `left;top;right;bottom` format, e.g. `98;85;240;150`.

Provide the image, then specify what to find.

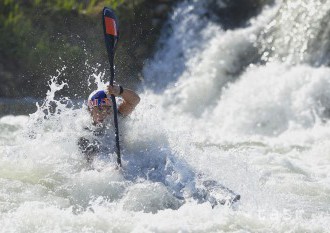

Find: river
1;0;330;232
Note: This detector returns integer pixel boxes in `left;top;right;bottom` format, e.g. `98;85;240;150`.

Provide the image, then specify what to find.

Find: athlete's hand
107;84;121;96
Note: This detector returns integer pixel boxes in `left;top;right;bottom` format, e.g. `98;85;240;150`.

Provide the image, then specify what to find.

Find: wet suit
78;126;104;163
78;111;124;163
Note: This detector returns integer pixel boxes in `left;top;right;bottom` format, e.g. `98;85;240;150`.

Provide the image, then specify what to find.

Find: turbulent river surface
1;0;330;232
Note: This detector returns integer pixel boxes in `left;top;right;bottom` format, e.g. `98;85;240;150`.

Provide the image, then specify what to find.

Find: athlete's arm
107;85;140;116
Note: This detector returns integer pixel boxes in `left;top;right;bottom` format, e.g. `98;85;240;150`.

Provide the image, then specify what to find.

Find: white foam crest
131;0;330;229
260;0;330;65
120;182;183;213
0;115;29;146
143;1;220;90
207;63;330;142
1;200;330;233
144;1;278;117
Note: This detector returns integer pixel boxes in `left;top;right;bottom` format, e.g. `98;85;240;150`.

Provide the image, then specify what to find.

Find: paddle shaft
102;7;121;166
109;54;121;166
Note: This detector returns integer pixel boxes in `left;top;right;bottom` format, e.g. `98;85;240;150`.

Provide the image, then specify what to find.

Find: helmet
87;90;112;110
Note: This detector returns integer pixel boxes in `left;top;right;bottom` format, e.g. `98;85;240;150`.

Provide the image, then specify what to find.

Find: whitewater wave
1;0;330;232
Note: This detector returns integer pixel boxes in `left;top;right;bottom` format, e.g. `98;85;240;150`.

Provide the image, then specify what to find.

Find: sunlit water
1;0;330;232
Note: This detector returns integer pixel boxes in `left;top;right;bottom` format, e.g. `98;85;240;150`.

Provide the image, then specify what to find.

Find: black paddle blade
102;7;119;66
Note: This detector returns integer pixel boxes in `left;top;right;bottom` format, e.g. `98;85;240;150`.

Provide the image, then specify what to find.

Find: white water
1;0;330;232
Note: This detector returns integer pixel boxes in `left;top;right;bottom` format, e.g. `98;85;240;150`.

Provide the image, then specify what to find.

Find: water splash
1;0;330;232
259;0;330;66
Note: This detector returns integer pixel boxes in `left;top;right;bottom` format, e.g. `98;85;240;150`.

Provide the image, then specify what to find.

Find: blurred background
0;0;267;116
0;0;176;115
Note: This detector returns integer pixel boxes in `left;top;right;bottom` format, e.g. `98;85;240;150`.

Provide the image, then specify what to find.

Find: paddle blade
102;7;119;56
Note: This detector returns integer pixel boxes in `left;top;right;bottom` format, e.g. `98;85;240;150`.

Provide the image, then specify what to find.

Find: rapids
1;0;330;232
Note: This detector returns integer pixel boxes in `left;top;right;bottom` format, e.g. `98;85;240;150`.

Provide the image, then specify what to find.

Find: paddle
102;7;121;166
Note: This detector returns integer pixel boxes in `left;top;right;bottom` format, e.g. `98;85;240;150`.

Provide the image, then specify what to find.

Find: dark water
0;98;38;116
